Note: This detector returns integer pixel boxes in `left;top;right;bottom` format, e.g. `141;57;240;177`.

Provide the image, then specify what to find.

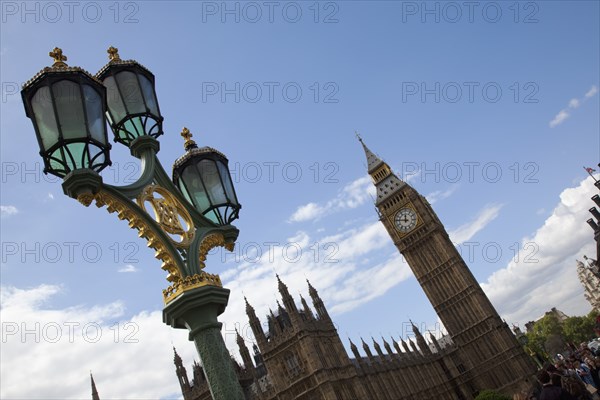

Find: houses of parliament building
172;138;537;400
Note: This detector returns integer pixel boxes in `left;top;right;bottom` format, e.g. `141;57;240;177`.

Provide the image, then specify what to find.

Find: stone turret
90;373;100;400
245;297;267;347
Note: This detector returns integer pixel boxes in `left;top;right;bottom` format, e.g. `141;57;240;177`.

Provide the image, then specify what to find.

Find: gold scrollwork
136;185;195;248
77;190;182;283
198;233;235;269
77;193;95;207
162;272;223;304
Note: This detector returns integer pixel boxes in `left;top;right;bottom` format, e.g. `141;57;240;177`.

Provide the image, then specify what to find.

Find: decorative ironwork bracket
61;136;239;303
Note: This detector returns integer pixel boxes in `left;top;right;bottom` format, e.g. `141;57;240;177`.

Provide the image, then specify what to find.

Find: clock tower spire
357;134;407;208
357;135;536;393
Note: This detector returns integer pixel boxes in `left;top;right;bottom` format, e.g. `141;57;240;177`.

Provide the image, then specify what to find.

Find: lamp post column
163;285;246;400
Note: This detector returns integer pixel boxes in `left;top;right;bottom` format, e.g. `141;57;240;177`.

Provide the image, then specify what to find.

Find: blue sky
1;1;599;398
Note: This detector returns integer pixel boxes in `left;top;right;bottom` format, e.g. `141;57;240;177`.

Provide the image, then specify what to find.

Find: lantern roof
22;47;101;92
95;46;154;80
172;128;228;171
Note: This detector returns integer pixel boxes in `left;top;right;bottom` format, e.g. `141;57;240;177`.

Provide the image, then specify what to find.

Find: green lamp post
21;47;245;400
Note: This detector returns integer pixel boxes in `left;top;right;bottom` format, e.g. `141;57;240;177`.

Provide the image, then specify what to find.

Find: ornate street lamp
21;47;245;400
21;48;111;177
96;46;163;146
173;128;241;225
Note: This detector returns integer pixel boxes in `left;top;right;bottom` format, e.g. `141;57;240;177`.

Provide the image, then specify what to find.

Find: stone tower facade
243;276;364;399
173;137;538;400
358;136;536;393
577;258;600;310
174;276;534;399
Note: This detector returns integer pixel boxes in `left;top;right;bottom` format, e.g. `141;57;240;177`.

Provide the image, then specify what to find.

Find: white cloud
549;110;570;128
426;185;458;205
328;252;412;314
482;176;597;326
118;264;139;273
550;85;599;128
0;284;196;399
219;218;410;353
585;85;598;98
289;172;438;223
448;204;503;244
288;202;325;223
288;176;375;222
0;205;19;217
568;98;580;108
222;198;507;350
3;177;596;399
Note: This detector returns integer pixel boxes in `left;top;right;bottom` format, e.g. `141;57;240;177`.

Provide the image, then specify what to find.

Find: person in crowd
575;360;596;388
546;365;576;400
585;358;600;389
554;362;592;400
538;370;577;400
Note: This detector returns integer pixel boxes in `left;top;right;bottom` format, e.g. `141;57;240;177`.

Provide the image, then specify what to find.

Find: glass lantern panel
205;209;220;225
182;165;211;212
217;160;237;204
52;80;86;140
177;176;194;205
116;70;145;114
31;86;60;150
199;159;227;205
146;119;160;136
103;76;127;123
218;206;230;224
138;74;158;115
65;142;87;170
82;85;105;144
122;116;145;138
48;151;63;171
89;147;106;170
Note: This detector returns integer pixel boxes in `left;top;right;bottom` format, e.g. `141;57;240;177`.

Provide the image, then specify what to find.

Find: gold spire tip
180;127;197;149
107;46;120;61
49;47;67;67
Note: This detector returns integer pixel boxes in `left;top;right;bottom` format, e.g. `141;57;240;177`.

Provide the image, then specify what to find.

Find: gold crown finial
49;47;68;67
181;127;197;150
107;46;120;61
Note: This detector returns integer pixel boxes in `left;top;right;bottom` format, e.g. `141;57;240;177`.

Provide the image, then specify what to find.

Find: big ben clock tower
358;135;536;393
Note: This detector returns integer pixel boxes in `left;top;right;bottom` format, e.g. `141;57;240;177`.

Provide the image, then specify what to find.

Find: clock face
394;208;418;233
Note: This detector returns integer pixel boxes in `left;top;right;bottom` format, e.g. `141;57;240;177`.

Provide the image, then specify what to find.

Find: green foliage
562;310;599;345
524;312;563;357
524;330;547;358
522;309;600;361
534;312;563;337
474;389;512;400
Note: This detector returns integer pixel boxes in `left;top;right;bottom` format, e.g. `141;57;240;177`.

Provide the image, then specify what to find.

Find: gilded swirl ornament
136;185;195;248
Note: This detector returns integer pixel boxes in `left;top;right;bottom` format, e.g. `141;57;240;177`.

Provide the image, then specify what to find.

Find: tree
545;333;565;357
525;330;547;359
522;309;600;362
563;310;599;345
524;312;563;357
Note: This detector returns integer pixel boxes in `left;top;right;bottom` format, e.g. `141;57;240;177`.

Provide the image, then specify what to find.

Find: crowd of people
514;342;600;400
